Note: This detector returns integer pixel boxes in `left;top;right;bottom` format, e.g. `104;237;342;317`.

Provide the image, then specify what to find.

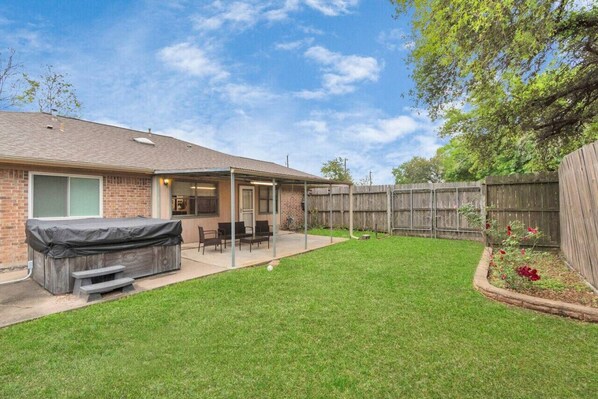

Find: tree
357;174;372;186
17;65;81;116
321;157;352;182
0;48;22;108
392;1;598;171
392;156;442;184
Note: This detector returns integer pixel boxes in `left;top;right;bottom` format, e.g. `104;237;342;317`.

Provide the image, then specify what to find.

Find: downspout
0;261;33;285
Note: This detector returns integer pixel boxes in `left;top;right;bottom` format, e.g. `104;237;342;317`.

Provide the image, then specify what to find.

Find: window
31;173;102;218
258;186;278;214
171;181;218;217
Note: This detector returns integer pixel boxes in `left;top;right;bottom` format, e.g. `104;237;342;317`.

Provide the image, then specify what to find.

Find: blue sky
0;0;443;183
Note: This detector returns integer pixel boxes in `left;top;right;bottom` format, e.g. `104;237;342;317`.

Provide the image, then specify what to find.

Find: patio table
239;236;270;252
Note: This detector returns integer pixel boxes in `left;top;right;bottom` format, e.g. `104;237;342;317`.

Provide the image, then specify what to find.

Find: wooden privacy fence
485;172;560;247
559;141;598;289
308;172;560;246
308;182;483;241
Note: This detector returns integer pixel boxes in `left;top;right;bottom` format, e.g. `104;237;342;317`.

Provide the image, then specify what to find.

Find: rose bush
460;204;543;290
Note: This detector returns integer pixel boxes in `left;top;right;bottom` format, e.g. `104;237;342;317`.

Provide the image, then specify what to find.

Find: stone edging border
473;247;598;323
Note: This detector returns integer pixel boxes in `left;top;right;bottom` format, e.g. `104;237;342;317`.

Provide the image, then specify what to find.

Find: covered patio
155;166;356;268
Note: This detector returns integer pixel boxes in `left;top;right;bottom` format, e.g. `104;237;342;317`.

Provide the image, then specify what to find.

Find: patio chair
255;220;273;237
218;222;253;248
198;226;223;254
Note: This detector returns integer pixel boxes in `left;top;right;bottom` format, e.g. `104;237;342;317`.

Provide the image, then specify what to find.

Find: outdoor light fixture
163;178;170;186
250;181;277;186
191;185;216;190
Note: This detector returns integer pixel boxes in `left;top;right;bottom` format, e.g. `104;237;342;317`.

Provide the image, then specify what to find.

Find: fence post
387;185;392;234
481;178;488;246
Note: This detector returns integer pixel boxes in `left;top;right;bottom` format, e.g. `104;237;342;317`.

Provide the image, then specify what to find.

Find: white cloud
294;89;327;99
299;45;381;97
304;0;359;16
264;0;301;21
297;119;328;133
351;116;419;143
377;28;414;52
192;1;360;32
275;37;314;51
192;1;261;31
158;42;229;80
216;83;280;105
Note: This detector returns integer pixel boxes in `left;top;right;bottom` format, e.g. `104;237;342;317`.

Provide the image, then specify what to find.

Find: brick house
0;111;351;268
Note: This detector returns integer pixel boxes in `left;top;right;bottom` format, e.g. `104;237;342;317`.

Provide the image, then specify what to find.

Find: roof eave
0;155;154;174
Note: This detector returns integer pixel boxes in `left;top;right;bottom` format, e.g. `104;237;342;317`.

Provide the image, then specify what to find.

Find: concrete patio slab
0;232;345;328
182;230;345;268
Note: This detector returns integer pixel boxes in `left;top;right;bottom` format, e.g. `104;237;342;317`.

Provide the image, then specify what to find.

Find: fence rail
559;141;598;289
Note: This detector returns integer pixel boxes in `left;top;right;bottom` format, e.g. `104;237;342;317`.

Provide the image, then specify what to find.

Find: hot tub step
72;265;127;296
78;277;135;302
72;265;125;279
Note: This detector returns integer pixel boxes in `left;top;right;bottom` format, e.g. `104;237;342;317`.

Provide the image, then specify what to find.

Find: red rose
499;249;506;255
485;223;490;229
527;227;538;234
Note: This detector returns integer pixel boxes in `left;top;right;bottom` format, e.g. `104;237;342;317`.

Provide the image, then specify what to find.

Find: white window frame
28;171;104;220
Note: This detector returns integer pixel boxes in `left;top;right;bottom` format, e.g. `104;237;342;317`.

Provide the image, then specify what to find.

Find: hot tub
26;217;182;295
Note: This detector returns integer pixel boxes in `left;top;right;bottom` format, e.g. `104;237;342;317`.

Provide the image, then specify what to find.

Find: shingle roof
0;111;334;183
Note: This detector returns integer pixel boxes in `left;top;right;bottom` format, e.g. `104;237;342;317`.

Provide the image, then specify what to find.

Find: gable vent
133;137;155;146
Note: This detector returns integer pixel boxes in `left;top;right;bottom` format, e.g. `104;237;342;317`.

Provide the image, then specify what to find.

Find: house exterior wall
0;165;152;268
280;185;305;230
165;178;290;244
1;165;312;267
103;175;152;218
0;168;29;267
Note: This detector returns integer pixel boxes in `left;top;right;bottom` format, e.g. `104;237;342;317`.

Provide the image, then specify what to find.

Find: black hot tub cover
26;217;182;258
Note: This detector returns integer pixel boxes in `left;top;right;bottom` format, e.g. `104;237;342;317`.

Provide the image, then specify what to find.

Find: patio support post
304;181;308;250
329;184;333;243
349;184;355;238
230;169;236;268
272;178;277;258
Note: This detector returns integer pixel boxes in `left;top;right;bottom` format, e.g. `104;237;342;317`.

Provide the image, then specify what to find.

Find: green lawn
1;236;597;398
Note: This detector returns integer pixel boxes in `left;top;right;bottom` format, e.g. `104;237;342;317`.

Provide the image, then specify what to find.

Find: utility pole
344;158;347;174
286;154;289;168
369;170;372;186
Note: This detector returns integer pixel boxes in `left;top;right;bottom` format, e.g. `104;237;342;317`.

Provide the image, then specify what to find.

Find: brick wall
280;186;305;229
0;169;152;267
103;176;152;218
0;169;29;267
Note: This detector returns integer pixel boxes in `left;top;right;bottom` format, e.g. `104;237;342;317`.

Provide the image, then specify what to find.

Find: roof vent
133;137;155;146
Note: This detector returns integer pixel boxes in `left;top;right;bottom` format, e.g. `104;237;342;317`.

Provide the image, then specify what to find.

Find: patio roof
154;167;349;185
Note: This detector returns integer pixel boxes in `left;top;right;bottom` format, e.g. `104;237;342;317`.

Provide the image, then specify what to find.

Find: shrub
460;204;543;290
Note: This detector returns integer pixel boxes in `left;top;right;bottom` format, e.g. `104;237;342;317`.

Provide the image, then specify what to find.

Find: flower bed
488;250;597;308
460;204;597;309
